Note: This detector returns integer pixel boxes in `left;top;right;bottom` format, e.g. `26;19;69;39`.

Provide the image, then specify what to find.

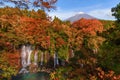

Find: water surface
12;72;50;80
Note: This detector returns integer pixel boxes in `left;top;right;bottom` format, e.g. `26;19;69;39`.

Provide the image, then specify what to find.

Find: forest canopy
0;1;120;80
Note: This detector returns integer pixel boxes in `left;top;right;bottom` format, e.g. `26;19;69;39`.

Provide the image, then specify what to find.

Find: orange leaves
87;36;105;53
52;17;64;31
0;33;4;37
96;67;120;80
20;17;36;22
72;18;103;36
0;7;105;53
56;37;66;48
40;36;51;49
2;0;57;11
5;52;21;68
15;15;50;46
33;1;39;6
70;18;105;51
46;36;51;45
42;2;50;8
41;0;57;10
33;0;57;11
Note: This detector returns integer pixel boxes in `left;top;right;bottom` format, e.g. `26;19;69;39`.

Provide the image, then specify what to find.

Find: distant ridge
66;12;96;22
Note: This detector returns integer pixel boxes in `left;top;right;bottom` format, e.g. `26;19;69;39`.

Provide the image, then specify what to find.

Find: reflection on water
12;72;50;80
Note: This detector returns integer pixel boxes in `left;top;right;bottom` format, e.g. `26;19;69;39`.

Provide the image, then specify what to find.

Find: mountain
66;12;96;23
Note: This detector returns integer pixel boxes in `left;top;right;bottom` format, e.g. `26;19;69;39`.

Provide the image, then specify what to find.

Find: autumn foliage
72;18;103;36
0;7;119;80
1;0;57;11
6;52;21;69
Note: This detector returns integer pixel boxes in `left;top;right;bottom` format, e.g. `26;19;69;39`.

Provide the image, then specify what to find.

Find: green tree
111;3;120;21
111;2;120;29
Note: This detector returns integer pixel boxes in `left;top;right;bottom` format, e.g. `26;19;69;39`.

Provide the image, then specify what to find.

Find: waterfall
19;45;29;74
40;52;44;66
93;48;98;54
54;52;56;68
26;45;32;66
56;52;59;65
19;45;34;74
71;49;74;57
21;45;27;67
19;45;63;73
54;52;59;68
34;50;38;65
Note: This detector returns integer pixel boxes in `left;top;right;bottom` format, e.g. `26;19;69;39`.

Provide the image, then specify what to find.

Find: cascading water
19;45;61;74
26;45;32;66
40;52;44;67
34;50;38;65
56;53;59;65
19;45;34;74
19;45;29;74
71;49;74;57
54;52;59;68
21;45;27;67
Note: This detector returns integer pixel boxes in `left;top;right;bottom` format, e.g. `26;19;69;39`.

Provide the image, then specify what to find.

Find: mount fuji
66;12;96;22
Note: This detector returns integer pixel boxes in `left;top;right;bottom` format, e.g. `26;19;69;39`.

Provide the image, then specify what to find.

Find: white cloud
48;8;116;20
48;11;76;20
88;9;116;20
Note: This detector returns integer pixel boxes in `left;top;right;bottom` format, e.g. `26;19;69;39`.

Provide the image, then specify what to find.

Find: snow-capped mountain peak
77;12;85;14
66;12;96;22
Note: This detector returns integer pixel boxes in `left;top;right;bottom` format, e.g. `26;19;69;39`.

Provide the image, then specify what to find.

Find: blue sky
48;0;120;20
